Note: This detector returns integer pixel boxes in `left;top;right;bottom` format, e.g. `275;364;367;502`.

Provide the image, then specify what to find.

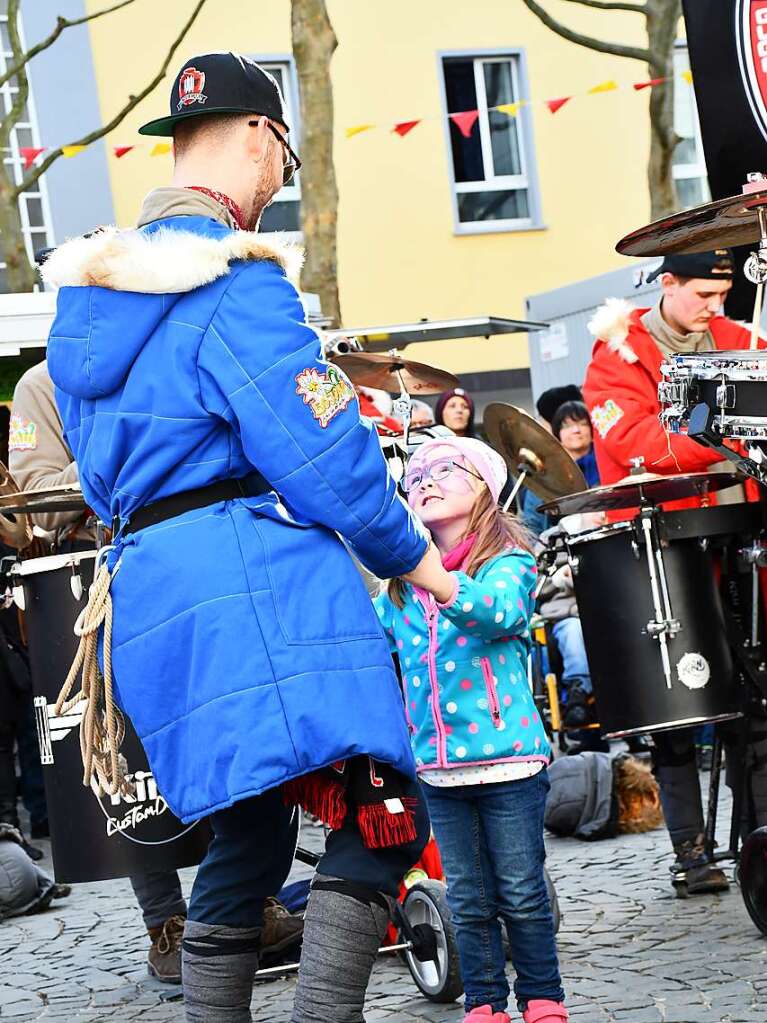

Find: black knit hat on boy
138;52;289;137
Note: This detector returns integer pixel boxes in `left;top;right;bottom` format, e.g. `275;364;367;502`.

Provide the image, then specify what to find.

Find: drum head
739;826;767;937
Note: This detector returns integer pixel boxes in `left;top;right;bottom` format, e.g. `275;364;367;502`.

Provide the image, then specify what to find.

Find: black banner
682;0;767;318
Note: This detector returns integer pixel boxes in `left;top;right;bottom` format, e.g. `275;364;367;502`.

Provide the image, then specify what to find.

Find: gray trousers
130;869;187;930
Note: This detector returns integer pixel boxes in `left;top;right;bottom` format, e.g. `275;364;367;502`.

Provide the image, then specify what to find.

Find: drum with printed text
13;550;210;883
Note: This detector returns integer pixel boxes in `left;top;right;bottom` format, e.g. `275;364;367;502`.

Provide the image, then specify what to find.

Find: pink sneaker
522;1000;568;1023
463;1006;511;1023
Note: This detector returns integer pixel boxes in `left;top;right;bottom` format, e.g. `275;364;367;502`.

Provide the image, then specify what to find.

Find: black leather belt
118;472;271;537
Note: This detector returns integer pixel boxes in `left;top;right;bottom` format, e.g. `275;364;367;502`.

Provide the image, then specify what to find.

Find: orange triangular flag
546;97;572;114
113;146;134;158
19;147;45;170
634;77;668;91
449;110;479;138
150;142;172;156
61;145;86;158
345;124;375;139
393;120;421;137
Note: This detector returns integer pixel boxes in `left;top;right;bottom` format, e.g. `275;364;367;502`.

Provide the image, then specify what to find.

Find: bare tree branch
13;0;209;198
1;0;28;150
519;0;651;62
0;0;137;92
560;0;646;12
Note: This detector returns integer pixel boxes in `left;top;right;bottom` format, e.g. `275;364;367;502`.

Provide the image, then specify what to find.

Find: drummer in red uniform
583;248;767;895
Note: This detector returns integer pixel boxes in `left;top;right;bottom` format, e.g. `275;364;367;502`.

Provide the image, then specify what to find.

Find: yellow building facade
83;0;675;386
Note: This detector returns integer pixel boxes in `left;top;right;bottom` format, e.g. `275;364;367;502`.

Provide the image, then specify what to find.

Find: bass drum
568;520;740;738
13;550;210;883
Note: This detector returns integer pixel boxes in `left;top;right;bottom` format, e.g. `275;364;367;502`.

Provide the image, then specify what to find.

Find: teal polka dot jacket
374;549;551;774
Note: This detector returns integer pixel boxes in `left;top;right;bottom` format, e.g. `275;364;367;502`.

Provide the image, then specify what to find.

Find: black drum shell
569;523;739;738
19;552;210;883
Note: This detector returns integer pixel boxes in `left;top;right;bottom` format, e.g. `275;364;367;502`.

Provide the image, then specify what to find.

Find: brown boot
260;896;304;958
147;913;185;983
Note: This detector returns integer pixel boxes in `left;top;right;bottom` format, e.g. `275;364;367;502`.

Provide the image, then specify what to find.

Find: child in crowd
375;437;567;1023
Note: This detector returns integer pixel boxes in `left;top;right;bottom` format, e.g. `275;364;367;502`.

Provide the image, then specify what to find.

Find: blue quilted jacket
44;215;427;823
374;550;551;773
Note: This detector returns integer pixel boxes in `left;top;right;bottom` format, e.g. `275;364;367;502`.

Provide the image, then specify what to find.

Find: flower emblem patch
295;365;355;428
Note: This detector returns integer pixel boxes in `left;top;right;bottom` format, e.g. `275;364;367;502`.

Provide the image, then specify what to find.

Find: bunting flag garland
393;119;421;137
113;146;134;158
19;146;44;170
62;145;86;158
634;76;668;91
496;101;524;117
449;110;480;137
545;97;572;115
345;124;375;138
682;70;693;85
150;141;172;156
588;79;618;94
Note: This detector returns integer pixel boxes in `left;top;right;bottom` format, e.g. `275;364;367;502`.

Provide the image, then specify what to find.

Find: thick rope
54;561;134;798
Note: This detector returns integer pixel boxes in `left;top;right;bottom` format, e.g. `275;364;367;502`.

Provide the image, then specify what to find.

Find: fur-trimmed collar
41;226;304;295
587;298;639;364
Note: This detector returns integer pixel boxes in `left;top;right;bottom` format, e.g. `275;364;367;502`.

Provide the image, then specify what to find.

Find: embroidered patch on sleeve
295;366;355;428
591;399;624;439
8;414;37;451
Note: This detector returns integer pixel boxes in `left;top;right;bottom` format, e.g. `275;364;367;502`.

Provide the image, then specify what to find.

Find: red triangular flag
546;97;572;114
114;146;135;158
633;77;668;91
449;110;480;138
393;120;421;137
19;147;45;170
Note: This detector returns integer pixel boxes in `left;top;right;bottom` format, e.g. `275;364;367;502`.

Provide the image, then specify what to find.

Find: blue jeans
551;617;592;694
422;771;564;1013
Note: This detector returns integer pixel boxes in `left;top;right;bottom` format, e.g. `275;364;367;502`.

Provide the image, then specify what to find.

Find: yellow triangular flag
346;124;375;139
496;102;523;117
588;80;618;94
61;145;86;158
150;142;172;156
682;70;693;85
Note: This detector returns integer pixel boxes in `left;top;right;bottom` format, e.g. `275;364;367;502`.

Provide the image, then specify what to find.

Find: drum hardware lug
567;555;580;576
34;696;54;766
715;380;736;410
70;566;84;601
698;538;710;552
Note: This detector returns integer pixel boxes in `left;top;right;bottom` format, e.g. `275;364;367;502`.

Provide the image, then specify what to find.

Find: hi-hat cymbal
540;470;741;517
331;352;459;395
483;403;586;501
617;185;767;256
0;463;33;549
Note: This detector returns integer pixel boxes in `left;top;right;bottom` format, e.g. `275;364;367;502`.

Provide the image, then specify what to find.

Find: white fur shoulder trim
587;298;638;364
41;226;304;294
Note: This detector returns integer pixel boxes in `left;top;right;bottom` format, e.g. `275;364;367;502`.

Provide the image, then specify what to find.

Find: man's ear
245;116;271;162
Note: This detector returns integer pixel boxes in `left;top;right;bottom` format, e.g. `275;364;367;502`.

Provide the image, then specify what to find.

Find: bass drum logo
736;1;767;143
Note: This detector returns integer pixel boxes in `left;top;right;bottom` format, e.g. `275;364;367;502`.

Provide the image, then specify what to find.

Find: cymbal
540;470;741;517
331;352;459;395
0;484;86;516
483;403;587;501
0;463;33;549
616;185;767;256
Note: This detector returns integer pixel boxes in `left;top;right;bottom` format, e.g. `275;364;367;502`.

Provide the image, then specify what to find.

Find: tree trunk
0;160;36;292
645;0;682;220
291;0;342;327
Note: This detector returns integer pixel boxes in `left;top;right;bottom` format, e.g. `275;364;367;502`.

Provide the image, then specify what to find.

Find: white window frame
0;7;54;285
438;48;544;236
672;43;710;208
256;55;302;240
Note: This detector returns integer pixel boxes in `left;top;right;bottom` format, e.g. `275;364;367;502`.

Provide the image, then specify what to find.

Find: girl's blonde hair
387;484;532;609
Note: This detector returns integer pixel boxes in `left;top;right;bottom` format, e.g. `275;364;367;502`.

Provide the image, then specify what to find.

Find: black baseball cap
138;52;290;137
646;248;735;284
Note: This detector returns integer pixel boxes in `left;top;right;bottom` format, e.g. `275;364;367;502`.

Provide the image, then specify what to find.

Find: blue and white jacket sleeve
373;591;398;654
438;550;536;641
196;260;428;579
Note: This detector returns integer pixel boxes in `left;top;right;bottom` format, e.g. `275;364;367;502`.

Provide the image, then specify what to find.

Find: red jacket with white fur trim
582;300;753;510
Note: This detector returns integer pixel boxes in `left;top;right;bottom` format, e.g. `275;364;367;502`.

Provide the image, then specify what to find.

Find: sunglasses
249;119;302;186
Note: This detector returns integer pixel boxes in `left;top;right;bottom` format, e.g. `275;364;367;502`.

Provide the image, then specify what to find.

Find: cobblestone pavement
2;781;766;1022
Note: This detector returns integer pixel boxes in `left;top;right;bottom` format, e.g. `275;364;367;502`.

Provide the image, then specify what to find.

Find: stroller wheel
739;826;767;936
400;880;463;1003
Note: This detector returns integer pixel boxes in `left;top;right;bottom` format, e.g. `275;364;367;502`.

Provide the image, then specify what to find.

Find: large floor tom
13;550;210;883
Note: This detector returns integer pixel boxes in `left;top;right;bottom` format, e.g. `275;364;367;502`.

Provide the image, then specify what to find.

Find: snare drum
13;550;210;883
659;350;767;441
567;518;740;738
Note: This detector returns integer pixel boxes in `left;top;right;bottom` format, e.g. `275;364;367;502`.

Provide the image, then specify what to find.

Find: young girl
375;436;567;1023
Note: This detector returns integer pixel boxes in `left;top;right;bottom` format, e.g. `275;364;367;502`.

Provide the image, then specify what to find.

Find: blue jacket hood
44;219;304;400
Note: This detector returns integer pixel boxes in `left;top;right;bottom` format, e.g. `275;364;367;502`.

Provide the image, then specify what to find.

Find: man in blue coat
44;53;440;1022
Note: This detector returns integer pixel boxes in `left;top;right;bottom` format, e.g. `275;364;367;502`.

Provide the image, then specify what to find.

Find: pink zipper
415;590;448;767
401;675;416;735
481;657;502;728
